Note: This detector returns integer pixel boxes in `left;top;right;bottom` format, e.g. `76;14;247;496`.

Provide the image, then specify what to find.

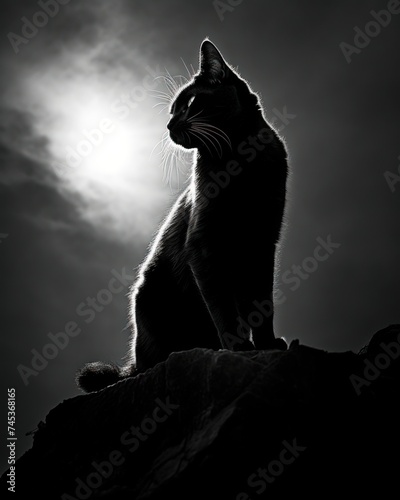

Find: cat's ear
199;40;230;83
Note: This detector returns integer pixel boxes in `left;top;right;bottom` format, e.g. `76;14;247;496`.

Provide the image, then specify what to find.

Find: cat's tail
76;362;135;393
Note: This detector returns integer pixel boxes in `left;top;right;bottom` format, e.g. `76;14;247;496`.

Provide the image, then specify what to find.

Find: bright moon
17;47;176;242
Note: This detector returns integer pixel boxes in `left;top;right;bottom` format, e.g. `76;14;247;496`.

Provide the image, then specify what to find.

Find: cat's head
167;40;260;154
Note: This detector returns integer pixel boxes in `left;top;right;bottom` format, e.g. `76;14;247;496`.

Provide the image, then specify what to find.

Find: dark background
1;0;400;473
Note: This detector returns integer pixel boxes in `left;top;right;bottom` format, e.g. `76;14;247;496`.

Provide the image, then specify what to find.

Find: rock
2;325;400;499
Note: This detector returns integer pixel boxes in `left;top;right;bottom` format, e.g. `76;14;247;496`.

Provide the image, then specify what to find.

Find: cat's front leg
234;277;287;352
188;256;254;352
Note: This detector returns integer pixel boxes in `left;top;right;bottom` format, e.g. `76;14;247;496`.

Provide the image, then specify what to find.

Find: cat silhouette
77;39;288;392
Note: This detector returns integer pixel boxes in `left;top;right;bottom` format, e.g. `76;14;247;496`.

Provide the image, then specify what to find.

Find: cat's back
137;185;193;282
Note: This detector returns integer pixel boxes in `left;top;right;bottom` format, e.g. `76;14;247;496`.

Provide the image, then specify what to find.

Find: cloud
0;1;176;244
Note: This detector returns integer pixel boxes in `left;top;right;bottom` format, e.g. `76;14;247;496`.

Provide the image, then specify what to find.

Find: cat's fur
77;40;288;392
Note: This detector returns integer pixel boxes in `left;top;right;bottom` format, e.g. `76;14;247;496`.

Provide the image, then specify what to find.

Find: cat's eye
187;96;195;108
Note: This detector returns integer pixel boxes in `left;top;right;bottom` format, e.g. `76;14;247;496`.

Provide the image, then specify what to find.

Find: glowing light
15;48;175;241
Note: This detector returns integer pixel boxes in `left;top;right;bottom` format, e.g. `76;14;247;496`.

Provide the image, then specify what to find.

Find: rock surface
2;325;400;499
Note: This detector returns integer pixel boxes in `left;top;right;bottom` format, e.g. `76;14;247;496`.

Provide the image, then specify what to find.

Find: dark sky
1;0;400;472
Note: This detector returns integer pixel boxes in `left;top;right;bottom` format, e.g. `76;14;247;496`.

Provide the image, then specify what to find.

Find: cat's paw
270;337;288;351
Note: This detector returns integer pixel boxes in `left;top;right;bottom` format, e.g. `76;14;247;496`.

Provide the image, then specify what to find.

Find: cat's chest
187;188;245;248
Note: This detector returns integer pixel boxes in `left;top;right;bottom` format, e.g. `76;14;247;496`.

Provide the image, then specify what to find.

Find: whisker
148;90;172;101
163;68;177;84
175;74;189;86
149;80;176;116
153;103;171;115
148;87;174;116
183;131;191;148
190;123;226;153
191;121;231;144
161;72;179;99
164;69;181;91
151;131;169;158
152;75;175;96
193;129;228;154
180;57;195;80
188;129;214;157
191;125;223;157
159;133;192;190
162;144;175;188
189;121;232;150
152;102;170;109
157;106;170;115
164;80;178;99
187;109;204;122
191;123;227;142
